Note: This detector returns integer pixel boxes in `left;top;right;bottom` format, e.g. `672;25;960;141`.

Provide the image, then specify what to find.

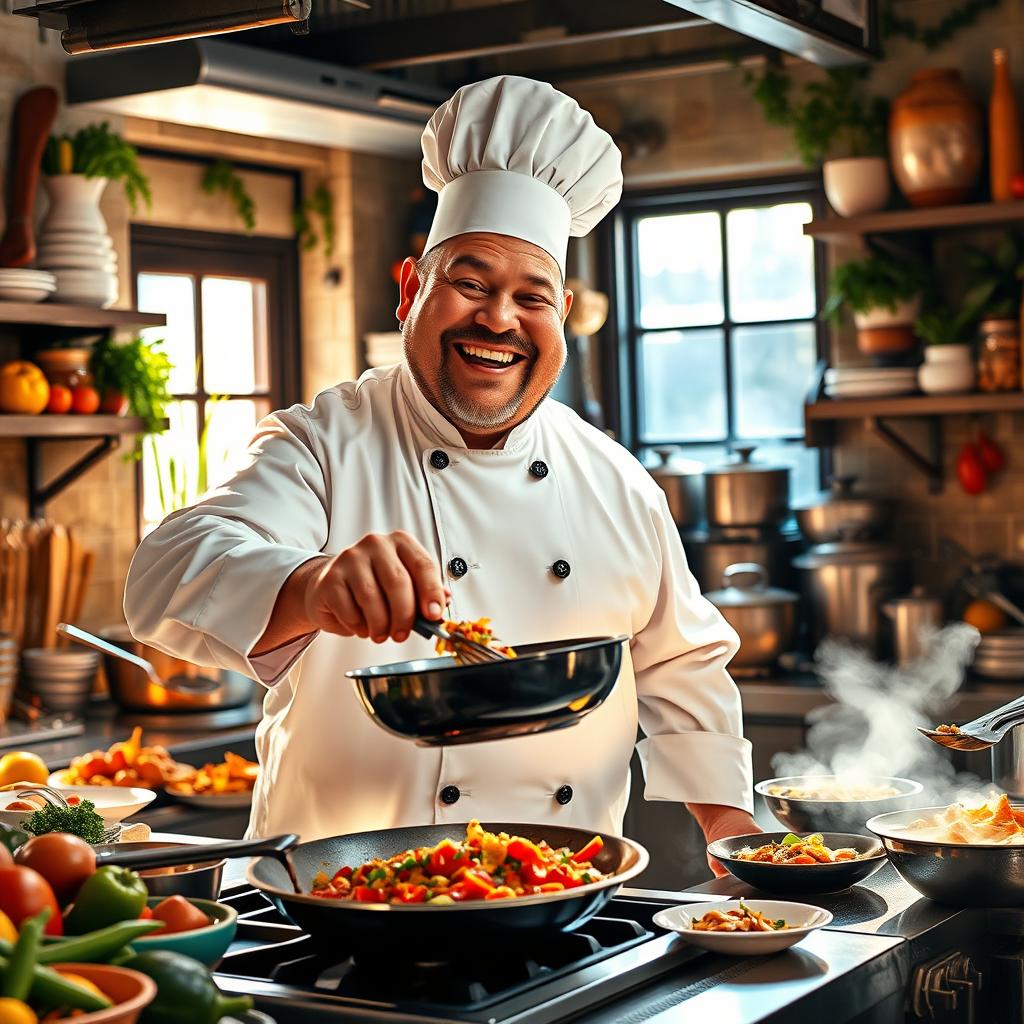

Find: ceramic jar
889;69;983;208
977;318;1021;391
917;344;976;395
823;157;891;217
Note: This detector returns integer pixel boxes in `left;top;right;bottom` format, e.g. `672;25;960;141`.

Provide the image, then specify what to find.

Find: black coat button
448;556;468;578
551;559;571;579
430;450;450;470
440;785;461;805
555;784;573;805
529;460;549;479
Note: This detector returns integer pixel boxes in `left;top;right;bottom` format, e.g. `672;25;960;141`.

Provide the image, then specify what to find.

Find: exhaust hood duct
64;39;447;158
14;0;312;55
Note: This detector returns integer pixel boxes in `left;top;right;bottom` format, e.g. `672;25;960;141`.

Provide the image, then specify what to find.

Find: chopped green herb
773;919;787;930
581;872;593;884
399;858;418;871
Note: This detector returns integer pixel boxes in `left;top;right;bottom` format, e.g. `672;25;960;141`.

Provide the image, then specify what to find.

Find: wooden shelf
806;391;1024;422
804;200;1024;242
0;415;152;438
0;303;166;330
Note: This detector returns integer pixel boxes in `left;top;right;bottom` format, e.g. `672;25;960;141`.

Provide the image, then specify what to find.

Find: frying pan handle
96;833;300;870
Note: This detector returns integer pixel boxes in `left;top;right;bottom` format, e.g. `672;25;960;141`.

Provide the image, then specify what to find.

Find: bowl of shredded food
347;618;627;745
653;900;833;955
707;831;886;895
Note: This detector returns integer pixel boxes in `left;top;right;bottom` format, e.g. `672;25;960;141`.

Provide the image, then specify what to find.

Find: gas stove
210;868;1008;1024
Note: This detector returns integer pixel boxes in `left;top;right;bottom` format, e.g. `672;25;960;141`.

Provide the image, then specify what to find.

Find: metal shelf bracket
866;415;944;493
26;435;121;518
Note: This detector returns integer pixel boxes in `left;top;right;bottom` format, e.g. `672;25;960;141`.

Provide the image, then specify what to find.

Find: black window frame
601;176;828;458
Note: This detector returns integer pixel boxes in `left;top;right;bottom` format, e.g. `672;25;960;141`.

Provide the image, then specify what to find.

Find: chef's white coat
125;363;753;841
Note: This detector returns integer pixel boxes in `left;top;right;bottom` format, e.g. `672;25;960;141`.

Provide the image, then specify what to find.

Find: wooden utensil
42;524;69;648
68;549;94;626
58;530;81;648
0;86;59;268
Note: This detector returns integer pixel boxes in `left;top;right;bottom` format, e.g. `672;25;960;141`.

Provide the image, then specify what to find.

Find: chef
125;75;758;860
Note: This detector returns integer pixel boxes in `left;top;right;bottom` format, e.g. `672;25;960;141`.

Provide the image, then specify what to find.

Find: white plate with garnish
653;899;832;955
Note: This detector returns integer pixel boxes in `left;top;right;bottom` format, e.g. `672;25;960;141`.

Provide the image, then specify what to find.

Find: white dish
0;285;55;302
825;380;918;398
41;777;157;821
0;269;57;282
825;367;917;384
165;789;253;810
653;900;832;956
37;254;117;271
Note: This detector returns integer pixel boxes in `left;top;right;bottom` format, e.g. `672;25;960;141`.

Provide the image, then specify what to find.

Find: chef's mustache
441;325;536;359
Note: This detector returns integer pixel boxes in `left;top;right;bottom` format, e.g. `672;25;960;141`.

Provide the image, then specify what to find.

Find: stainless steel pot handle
722;562;768;591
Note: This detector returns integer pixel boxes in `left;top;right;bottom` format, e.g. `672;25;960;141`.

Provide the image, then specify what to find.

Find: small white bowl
24;782;157;823
653;900;833;956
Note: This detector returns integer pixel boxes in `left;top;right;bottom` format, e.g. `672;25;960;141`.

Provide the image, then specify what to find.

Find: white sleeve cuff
636;731;754;814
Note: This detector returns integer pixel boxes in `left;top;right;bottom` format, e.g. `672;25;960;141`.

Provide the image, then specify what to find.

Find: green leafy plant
914;305;980;346
42;122;152;213
961;231;1024;319
880;0;1001;52
146;396;223;518
823;253;930;324
294;181;336;260
89;335;173;446
202;159;256;231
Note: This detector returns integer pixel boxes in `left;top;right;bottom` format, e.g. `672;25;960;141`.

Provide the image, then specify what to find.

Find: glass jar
977;318;1021;392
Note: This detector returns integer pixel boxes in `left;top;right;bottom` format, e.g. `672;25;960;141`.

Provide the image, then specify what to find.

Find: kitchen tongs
919;694;1024;751
412;615;509;665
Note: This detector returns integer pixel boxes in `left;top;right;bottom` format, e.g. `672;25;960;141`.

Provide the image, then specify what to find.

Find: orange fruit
0;752;48;789
962;599;1008;634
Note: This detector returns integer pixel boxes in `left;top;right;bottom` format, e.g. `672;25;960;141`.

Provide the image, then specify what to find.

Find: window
613;182;824;500
131;225;300;534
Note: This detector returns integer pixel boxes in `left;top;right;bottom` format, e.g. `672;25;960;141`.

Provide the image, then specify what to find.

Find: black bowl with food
347;636;626;746
756;775;924;835
708;831;887;895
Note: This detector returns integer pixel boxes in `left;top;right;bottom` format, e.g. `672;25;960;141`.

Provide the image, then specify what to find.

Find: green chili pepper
26;919;164;963
64;866;149;935
124;950;253;1024
0;952;111;1012
2;907;49;1001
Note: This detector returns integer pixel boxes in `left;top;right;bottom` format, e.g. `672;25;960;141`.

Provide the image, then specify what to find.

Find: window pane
639;328;727;441
141;401;199;532
136;273;197;394
636;212;723;328
726;202;815;323
201;277;270;395
733;322;817;439
204;399;271;490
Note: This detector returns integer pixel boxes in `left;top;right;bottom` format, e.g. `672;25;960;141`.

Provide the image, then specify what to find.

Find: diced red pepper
427;839;471;877
507;838;544;865
545;865;583;889
519;861;548;886
448;881;474;901
336;865;354;880
571;836;603;863
394;883;428;903
461;868;497;897
352;885;388;903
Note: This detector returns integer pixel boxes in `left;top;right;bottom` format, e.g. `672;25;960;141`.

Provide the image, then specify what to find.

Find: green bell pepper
63;866;149;935
124;951;253;1024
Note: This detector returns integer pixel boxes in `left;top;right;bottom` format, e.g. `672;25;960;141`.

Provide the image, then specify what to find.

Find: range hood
659;0;877;66
65;39;447;158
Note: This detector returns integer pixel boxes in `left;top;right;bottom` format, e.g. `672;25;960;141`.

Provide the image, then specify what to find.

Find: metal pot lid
704;445;788;476
647;446;705;478
792;475;886;511
705;563;799;607
793;536;905;567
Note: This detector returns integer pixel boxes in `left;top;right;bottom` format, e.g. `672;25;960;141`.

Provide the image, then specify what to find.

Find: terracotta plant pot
823;157;891;217
853;297;921;355
890;69;983;208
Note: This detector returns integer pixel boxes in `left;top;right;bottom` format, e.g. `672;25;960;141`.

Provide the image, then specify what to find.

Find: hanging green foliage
201;159;256;231
880;0;1002;52
293;181;336;260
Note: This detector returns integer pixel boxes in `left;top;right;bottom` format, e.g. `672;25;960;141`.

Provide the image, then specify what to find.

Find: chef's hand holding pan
303;531;450;643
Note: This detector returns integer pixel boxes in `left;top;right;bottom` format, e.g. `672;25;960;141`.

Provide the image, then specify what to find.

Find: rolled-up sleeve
124;406;330;686
632;493;753;814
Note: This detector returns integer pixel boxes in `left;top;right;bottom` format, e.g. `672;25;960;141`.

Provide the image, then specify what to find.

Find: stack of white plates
824;366;919;399
35;229;118;308
972;629;1024;679
0;634;15;724
20;648;99;714
0;268;56;303
365;331;404;368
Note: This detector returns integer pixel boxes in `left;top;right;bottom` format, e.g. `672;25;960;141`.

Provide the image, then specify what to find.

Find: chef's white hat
421;76;623;278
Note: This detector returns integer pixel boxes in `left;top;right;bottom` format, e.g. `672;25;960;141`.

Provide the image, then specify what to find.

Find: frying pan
347;636;626;745
246;821;649;951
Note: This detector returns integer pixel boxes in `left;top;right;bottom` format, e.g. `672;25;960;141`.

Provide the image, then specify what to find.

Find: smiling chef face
397;232;574;445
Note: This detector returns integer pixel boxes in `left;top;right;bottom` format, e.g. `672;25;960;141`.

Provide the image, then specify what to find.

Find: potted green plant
89;335;172;451
915;306;978;394
38;123;152;307
823;252;930;354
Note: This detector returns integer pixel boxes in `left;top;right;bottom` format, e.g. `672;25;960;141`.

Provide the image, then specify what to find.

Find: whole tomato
70;384;100;415
100;389;129;416
0;361;49;414
956;442;987;495
0;865;62;935
45;384;72;414
14;833;96;905
976;430;1006;473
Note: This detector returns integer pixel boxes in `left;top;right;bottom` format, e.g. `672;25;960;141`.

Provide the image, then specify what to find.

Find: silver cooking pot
97;625;256;712
993;723;1024;798
705;563;798;672
792;475;892;544
646;447;705;530
792;530;909;654
704;446;790;527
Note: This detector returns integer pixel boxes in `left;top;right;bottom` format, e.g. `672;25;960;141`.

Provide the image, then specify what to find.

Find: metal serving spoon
57;622;219;695
919;694;1024;751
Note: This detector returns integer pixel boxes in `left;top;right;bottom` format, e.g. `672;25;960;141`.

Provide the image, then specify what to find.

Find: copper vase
890;69;983;208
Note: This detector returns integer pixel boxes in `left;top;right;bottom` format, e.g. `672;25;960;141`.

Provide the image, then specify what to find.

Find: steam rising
771;623;992;806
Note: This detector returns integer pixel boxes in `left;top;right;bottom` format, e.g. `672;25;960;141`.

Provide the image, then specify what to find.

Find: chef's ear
396;257;423;324
561;287;574;326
